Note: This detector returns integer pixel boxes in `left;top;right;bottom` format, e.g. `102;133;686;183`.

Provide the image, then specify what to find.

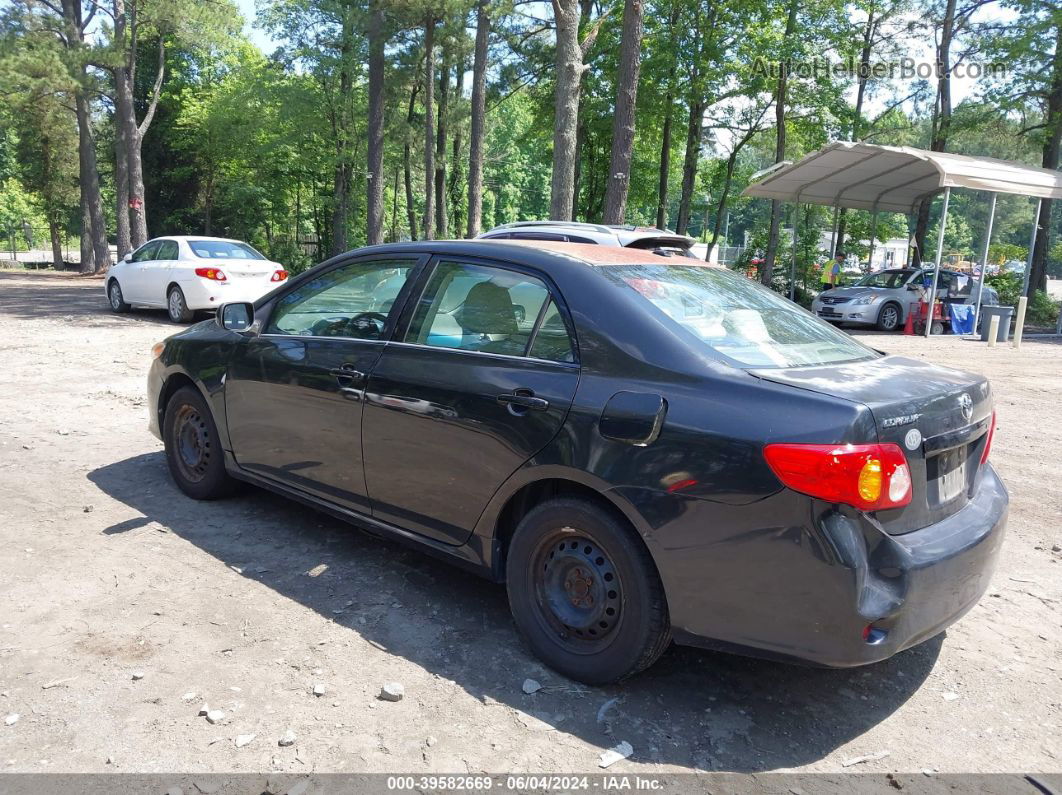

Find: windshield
853;269;914;289
601;264;878;369
189;240;266;260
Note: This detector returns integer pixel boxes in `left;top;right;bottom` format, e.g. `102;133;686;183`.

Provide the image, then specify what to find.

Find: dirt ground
0;270;1059;776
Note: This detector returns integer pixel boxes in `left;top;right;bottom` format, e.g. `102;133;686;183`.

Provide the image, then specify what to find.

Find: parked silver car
811;268;999;332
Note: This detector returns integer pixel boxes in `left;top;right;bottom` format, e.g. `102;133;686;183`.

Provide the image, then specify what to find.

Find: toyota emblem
959;393;973;421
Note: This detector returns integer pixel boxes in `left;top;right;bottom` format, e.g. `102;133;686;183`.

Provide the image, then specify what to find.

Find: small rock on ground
131;671;145;681
312;683;326;697
205;710;226;724
234;733;255;748
278;729;297;747
4;714;19;726
522;678;542;694
379;682;404;702
599;741;633;768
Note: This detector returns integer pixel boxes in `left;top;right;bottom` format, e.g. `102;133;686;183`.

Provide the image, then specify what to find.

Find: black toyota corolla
147;240;1008;684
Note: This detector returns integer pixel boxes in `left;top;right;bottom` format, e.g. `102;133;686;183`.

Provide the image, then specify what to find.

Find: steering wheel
309;312;388;339
348;311;388;339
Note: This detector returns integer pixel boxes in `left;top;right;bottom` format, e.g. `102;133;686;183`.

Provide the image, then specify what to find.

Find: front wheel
876;302;901;332
506;497;671;684
108;280;130;313
167;286;194;323
163;386;235;500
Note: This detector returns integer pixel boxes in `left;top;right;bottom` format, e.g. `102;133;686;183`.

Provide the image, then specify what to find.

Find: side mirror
122;252;132;263
906;283;919;290
217;301;254;332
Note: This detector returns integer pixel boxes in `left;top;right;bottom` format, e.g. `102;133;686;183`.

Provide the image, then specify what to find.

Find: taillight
271;269;288;282
195;267;227;281
763;443;913;512
980;411;996;465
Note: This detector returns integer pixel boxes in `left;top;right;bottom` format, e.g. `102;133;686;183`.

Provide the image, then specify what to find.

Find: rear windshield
854;269;915;288
601;264;878;369
189;240;266;260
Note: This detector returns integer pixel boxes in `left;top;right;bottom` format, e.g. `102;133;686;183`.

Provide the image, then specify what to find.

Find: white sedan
105;236;288;323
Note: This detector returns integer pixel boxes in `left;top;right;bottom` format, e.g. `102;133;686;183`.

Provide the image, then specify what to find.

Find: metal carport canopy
741;140;1062;212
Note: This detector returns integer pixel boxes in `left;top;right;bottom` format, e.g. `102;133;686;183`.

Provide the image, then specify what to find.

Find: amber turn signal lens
151;341;165;359
857;458;883;503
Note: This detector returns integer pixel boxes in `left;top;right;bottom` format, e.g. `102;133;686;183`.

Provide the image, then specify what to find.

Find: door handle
330;364;365;384
497;390;549;412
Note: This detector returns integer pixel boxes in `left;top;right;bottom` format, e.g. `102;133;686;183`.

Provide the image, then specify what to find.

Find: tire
108;279;130;313
876;302;901;332
505;497;671;684
167;286;194;323
162;386;235;500
930;320;945;335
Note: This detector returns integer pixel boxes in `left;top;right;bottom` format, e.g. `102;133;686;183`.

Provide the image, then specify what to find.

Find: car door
361;256;580;545
142;239;180;305
223;255;423;513
123;240;161;302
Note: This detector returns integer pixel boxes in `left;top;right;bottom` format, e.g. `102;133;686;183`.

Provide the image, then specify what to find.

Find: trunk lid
755;355;993;534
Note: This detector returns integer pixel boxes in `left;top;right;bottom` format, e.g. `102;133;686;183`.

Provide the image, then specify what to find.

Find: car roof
482;221;694;247
155;235;248;244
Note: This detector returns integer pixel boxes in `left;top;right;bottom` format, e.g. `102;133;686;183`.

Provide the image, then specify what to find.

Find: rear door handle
497;390;549;412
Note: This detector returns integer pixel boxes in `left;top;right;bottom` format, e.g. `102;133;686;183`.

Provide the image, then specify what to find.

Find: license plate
937;450;967;502
818;310;840;317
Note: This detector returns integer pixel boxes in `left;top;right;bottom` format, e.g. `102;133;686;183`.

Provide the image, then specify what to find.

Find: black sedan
147;240;1008;684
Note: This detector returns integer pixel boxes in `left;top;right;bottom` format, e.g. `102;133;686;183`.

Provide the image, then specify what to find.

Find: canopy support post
905;214;915;267
971;192;997;338
925;187;951;338
867;211;879;272
829;207;839;256
790;204;799;301
1020;197;1042;298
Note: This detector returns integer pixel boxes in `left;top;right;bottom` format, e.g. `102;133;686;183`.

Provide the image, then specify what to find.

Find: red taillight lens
763;443;913;512
271;269;288;282
980;411;996;465
194;267;227;281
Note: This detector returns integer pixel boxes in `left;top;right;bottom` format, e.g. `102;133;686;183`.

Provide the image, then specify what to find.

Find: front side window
130;241;161;262
601;264;877;369
190;240;266;260
266;259;414;339
405;261;555;358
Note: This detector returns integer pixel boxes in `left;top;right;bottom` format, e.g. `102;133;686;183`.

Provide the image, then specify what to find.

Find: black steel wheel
163;386;234;500
108;280;130;313
877;302;901;332
506;497;670;684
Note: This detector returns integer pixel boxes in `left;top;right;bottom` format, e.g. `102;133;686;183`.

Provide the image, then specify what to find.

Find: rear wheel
163;386;234;500
108;280;130;313
876;302;901;332
506;497;671;684
167;286;194;323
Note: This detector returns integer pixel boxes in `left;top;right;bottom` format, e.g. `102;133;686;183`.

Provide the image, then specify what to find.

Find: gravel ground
0;270;1059;775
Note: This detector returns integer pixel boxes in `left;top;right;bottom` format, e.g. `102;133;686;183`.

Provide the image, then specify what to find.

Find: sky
235;0;277;53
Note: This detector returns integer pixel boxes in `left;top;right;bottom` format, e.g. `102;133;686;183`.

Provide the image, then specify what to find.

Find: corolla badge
959;393;973;421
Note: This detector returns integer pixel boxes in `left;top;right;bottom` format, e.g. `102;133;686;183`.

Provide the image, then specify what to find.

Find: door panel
124;240;161;302
225;336;385;511
361;258;579;545
223;257;420;512
143;239;179;305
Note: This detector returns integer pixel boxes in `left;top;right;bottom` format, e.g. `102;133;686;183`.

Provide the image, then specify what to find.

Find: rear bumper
654;465;1008;667
177;278;275;311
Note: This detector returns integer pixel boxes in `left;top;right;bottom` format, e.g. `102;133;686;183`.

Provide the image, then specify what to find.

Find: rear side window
601;264;877;369
406;261;571;360
528;300;575;363
156;240;179;260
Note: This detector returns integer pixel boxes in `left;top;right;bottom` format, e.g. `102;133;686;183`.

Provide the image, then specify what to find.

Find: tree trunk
48;218;63;269
1028;20;1061;296
404;79;419;241
914;0;956;265
675;97;702;235
331;5;356;255
550;0;585;221
74;93;109;273
366;0;386;245
113;100;131;258
435;46;450;238
656;98;673;230
467;0;490;238
80;200;94;273
601;0;644;225
423;17;436;240
761;0;799;287
709;151;738;248
450;62;465;237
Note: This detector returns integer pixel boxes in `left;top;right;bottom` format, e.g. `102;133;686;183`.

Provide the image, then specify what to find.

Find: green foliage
1027;290;1061;326
985;271;1021;307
